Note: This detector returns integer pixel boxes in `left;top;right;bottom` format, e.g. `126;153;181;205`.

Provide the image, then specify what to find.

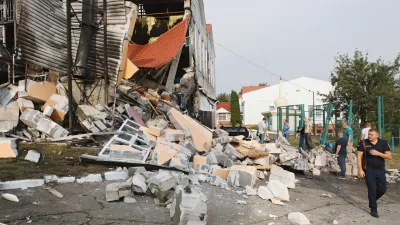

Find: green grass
0;143;109;181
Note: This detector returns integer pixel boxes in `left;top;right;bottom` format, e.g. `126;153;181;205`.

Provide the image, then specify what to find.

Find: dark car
219;126;250;138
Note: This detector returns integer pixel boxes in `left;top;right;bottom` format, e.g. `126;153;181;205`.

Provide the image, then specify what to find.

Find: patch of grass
0;142;109;181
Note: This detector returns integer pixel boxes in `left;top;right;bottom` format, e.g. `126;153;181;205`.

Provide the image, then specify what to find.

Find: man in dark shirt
357;128;392;218
335;132;347;179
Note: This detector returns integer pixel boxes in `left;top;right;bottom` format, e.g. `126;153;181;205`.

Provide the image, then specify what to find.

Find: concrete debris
76;174;102;183
212;136;230;146
1;193;19;202
320;193;333;198
227;165;257;187
164;129;185;142
20;109;44;129
271;198;286;206
333;220;339;224
131;173;148;193
36;117;69;138
269;214;278;219
267;180;290;201
210;176;228;188
124;196;137;204
236;200;247;205
106;182;132;202
149;126;162;137
258;186;274;200
269;165;296;189
147;171;177;192
47;188;64;199
257;170;266;180
0;138;18;158
58;177;76;184
288;212;311;225
170;186;208;225
0;179;45;190
41;94;68;123
386;169;400;183
24;150;41;163
104;171;129;181
156;119;169;130
245;185;258;196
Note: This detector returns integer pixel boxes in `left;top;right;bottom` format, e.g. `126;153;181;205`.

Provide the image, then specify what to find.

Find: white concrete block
0;179;45;190
245;185;257;196
131;173;147;193
76;174;102;183
258;186;274;200
58;177;76;184
288;212;310;225
104;171;129;181
44;175;59;183
269;165;296;189
24;150;41;163
267;180;290;201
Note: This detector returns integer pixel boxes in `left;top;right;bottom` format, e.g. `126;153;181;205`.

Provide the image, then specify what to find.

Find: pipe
67;0;73;134
103;0;108;104
74;0;96;83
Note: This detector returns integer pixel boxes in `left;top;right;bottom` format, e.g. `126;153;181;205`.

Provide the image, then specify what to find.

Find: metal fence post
392;136;395;154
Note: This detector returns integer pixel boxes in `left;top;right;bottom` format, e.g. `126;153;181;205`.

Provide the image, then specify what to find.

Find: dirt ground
1;173;400;225
0;142;109;181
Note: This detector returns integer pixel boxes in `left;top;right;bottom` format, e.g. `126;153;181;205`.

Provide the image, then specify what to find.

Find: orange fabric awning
128;18;188;68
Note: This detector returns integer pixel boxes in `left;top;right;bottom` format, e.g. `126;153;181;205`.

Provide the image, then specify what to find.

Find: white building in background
241;76;333;131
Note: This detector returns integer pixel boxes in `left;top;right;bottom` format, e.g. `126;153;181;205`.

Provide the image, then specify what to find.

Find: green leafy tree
320;50;400;135
230;90;242;126
217;93;230;102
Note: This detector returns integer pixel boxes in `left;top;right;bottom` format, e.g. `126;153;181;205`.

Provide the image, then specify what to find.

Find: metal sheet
17;0;137;85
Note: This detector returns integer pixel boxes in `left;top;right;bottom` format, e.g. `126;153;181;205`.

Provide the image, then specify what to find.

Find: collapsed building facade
0;0;216;128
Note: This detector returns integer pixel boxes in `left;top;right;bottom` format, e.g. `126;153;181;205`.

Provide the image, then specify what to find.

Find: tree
320;50;400;134
258;82;268;86
230;90;242;126
217;93;230;102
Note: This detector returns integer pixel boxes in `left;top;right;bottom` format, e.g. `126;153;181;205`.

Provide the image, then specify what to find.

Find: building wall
190;0;216;100
216;108;231;126
242;77;333;126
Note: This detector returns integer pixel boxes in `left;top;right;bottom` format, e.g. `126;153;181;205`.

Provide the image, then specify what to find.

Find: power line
215;41;314;93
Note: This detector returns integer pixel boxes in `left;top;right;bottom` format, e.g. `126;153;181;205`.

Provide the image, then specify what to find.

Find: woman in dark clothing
297;126;305;149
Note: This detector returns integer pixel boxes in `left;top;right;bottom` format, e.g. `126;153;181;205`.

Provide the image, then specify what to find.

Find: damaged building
0;0;216;128
128;0;217;128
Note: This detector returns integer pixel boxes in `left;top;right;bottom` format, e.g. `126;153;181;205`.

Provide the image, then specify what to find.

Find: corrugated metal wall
17;0;68;73
17;0;136;84
71;0;128;84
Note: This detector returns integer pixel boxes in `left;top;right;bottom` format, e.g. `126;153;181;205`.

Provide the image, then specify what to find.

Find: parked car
219;126;250;139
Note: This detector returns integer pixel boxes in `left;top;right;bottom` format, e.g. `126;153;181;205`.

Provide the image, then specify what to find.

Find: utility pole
309;90;316;136
67;0;73;133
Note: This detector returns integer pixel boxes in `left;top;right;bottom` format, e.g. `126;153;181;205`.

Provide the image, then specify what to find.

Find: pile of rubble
386;169;400;183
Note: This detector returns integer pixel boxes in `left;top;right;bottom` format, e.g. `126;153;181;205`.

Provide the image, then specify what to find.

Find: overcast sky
203;0;400;94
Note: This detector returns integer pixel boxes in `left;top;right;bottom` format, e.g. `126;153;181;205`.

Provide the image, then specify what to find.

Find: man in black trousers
357;128;392;218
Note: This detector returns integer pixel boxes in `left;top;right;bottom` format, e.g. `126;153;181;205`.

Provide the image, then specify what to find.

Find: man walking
361;123;371;140
357;128;392;218
335;132;347;179
283;119;290;140
343;122;354;163
303;117;313;150
258;118;267;144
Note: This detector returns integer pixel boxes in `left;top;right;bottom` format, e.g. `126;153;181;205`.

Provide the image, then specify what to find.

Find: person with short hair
258;118;267;144
361;123;371;140
283;119;290;140
303;117;313;150
357;128;392;218
343;122;354;163
335;131;347;179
